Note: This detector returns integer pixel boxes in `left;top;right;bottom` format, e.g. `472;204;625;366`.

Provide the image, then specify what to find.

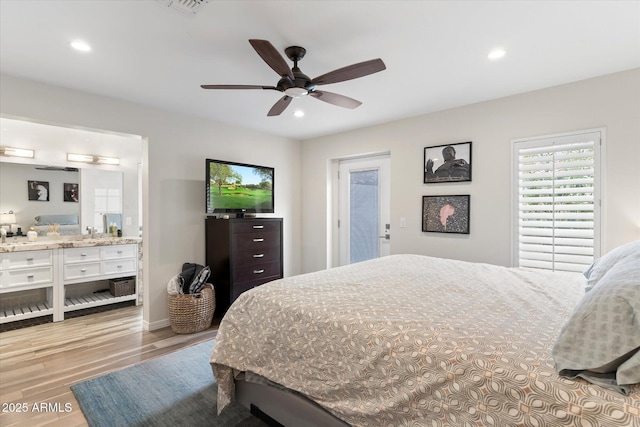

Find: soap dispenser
27;227;38;242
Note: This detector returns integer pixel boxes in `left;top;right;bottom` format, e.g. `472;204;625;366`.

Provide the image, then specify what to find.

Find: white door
339;155;391;266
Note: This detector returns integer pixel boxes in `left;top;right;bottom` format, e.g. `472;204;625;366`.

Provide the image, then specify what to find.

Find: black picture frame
424;141;472;183
28;180;49;201
422;195;470;234
64;183;79;202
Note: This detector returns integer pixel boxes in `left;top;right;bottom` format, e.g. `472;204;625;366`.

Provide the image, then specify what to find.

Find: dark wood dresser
205;217;283;317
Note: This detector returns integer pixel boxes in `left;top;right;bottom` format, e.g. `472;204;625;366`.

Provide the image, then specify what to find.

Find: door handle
378;223;390;240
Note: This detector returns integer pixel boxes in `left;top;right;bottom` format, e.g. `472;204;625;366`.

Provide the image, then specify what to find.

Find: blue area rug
71;340;266;427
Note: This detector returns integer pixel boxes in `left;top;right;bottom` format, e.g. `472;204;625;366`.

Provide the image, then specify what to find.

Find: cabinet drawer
231;248;280;267
232;232;280;259
102;258;137;275
232;261;281;284
64;262;101;280
102;244;136;260
5;250;52;269
64;247;101;264
3;266;54;288
231;221;281;234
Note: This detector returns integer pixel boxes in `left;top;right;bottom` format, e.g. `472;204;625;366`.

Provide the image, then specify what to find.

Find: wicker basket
168;285;215;334
110;277;136;297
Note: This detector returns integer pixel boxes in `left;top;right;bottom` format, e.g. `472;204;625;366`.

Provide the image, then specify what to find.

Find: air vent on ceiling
157;0;208;14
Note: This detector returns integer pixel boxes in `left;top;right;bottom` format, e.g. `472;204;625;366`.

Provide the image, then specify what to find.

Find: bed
32;214;80;236
210;245;640;426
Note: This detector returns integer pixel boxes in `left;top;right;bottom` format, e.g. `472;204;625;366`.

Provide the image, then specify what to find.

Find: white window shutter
513;131;602;273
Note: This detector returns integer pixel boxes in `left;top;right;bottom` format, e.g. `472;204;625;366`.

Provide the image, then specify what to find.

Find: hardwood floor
0;305;218;427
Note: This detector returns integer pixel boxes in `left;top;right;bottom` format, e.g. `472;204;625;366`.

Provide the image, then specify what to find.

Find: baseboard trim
144;318;171;331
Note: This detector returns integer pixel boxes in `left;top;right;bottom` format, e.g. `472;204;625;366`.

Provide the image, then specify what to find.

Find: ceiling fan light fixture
284;87;308;98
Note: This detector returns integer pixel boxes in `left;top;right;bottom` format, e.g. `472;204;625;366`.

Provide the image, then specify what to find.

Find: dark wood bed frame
235;378;351;427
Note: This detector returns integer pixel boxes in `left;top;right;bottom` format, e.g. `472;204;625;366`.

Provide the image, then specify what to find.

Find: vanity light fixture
96;156;120;165
0;146;35;158
67;153;120;165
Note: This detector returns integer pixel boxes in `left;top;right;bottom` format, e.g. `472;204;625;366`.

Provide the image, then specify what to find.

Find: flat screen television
206;158;274;215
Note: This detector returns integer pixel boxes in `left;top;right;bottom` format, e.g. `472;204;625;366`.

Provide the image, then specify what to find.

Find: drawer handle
117;250;123;254
253;253;265;258
253;238;264;242
27;274;34;279
117;265;123;268
253;269;265;274
26;257;34;261
252;225;264;229
81;253;87;257
80;268;87;272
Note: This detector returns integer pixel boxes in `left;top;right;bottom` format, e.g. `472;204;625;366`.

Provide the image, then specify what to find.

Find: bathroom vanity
0;237;141;324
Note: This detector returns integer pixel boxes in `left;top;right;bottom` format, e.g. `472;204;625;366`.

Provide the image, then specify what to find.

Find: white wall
0;74;302;330
301;69;640;273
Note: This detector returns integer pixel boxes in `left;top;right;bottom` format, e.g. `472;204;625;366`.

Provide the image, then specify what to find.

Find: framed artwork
424;141;472;183
422;195;470;234
64;183;79;202
28;181;49;201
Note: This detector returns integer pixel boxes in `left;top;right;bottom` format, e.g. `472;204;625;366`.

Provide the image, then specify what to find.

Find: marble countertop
0;237;142;253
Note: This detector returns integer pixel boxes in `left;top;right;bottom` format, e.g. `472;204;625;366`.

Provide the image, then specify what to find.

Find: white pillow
553;244;640;393
583;240;640;292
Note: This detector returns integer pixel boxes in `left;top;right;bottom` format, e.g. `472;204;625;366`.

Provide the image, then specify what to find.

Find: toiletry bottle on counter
27;227;38;242
109;223;118;237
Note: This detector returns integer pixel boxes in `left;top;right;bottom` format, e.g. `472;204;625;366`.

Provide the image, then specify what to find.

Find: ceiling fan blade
201;84;278;90
311;58;386;86
249;39;294;79
267;96;292;116
309;90;362;109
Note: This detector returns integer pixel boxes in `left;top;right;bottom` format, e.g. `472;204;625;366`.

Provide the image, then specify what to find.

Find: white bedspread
211;254;640;426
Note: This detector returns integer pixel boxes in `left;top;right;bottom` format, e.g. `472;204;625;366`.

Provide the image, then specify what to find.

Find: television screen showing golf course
207;160;273;212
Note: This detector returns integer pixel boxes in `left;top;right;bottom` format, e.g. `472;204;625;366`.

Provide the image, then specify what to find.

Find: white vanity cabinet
0;250;56;323
63;244;138;313
0;239;140;324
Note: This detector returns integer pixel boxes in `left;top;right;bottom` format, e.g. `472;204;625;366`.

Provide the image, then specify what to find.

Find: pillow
34;214;79;225
583;240;640;292
552;249;640;393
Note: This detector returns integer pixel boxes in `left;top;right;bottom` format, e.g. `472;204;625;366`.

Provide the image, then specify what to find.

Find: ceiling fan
201;39;386;116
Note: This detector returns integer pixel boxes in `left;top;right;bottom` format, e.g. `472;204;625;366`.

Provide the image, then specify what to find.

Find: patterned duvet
210;254;640;426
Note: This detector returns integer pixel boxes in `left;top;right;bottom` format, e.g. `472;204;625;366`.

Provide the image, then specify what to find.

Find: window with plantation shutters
512;130;602;273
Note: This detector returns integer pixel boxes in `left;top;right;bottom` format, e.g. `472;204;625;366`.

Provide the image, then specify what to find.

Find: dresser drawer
64;247;101;264
103;258;137;275
231;221;281;234
3;266;54;288
5;250;52;269
64;262;101;280
102;244;136;260
232;232;280;259
232;260;281;284
231;247;281;267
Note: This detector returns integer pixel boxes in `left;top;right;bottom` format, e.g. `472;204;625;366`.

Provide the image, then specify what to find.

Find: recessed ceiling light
293;110;304;118
488;48;506;60
70;40;92;52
